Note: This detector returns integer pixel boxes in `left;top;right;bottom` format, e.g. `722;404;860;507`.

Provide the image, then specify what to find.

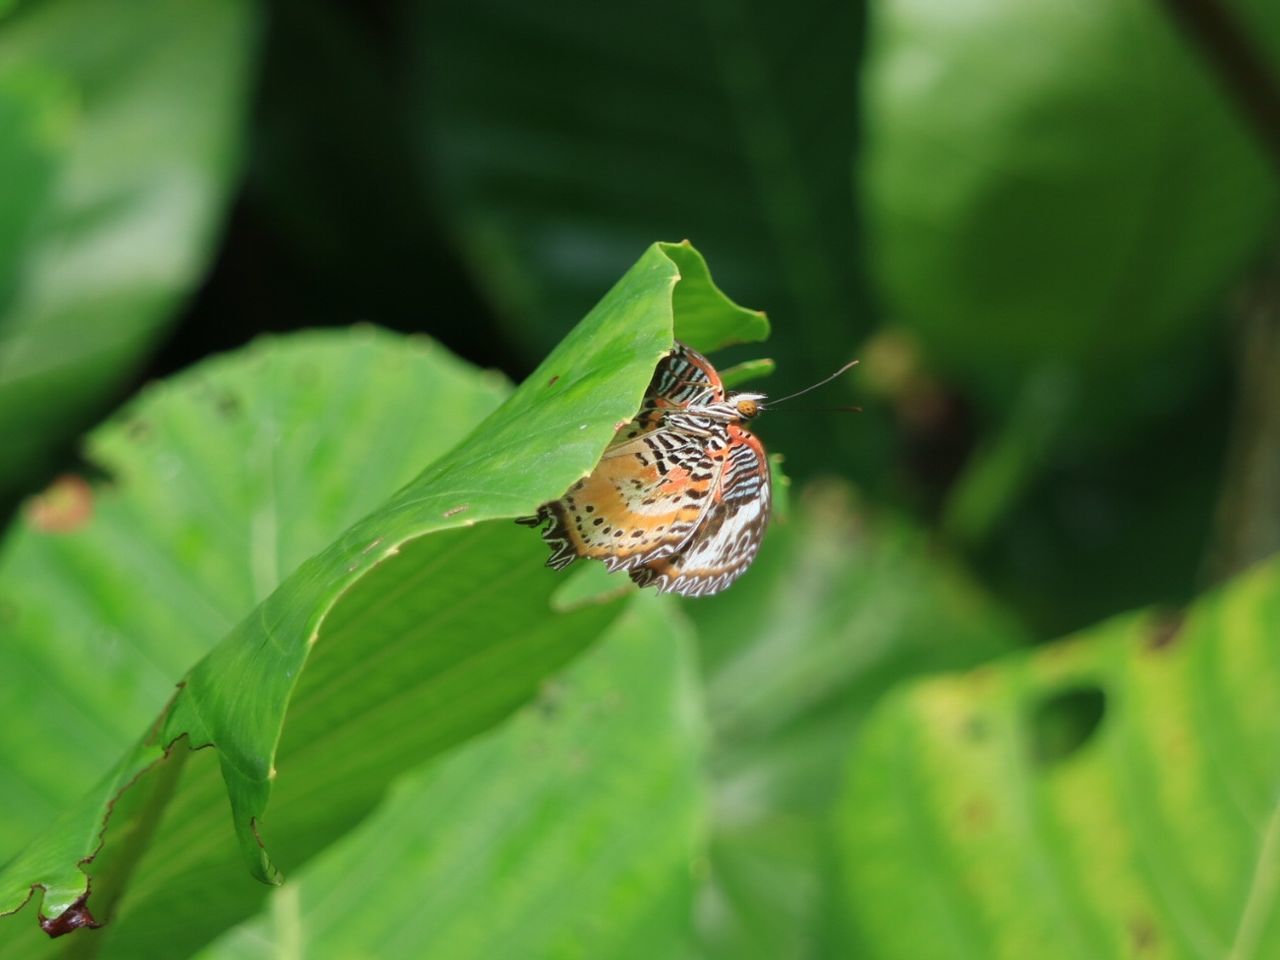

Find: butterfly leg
515;504;579;570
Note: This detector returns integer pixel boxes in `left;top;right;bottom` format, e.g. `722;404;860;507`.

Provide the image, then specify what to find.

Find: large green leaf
199;594;705;960
0;328;509;863
860;0;1280;635
0;68;68;310
0;241;765;955
0;0;258;505
689;481;1027;959
407;0;874;480
863;0;1277;397
838;555;1280;959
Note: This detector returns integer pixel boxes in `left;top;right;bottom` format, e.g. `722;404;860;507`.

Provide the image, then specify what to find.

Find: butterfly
518;342;772;597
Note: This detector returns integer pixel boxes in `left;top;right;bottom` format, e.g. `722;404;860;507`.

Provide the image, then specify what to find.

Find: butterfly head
685;390;766;424
730;391;766;421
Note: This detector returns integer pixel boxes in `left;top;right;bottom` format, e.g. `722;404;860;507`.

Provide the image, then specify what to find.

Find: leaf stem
1158;0;1280;581
1206;243;1280;582
941;365;1075;548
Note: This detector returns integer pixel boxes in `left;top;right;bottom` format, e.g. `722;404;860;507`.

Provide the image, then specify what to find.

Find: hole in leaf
1028;685;1107;767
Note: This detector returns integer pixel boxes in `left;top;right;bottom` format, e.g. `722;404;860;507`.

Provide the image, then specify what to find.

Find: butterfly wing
519;342;729;571
645;341;724;408
629;424;771;597
520;341;770;592
525;425;724;572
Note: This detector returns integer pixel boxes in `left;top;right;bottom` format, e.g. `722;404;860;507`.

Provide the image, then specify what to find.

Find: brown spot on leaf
216;391;241;418
535;679;564;718
547;375;560;387
26;475;94;533
443;504;470;518
126;418;152;442
1147;609;1185;652
962;716;989;742
39;893;100;938
1129;915;1158;954
961;798;991;832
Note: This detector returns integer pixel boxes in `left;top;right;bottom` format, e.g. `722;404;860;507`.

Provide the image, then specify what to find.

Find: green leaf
0;0;258;504
407;0;870;479
663;241;769;353
0;328;509;865
837;555;1280;959
199;594;706;960
718;357;776;389
862;0;1278;402
0;241;762;955
860;0;1280;633
0;68;70;310
0;329;512;956
688;480;1027;959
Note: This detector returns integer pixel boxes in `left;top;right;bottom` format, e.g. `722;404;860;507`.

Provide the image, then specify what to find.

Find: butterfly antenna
770;405;863;415
769;359;860;405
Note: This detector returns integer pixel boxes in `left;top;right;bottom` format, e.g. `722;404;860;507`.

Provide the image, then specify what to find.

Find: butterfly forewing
535;429;718;572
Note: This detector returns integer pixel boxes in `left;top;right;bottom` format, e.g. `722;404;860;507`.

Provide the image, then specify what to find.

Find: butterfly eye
736;399;758;418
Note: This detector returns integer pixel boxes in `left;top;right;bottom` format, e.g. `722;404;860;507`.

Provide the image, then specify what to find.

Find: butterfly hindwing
630;425;770;596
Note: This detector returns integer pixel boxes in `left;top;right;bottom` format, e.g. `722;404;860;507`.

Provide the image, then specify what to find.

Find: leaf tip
248;818;284;887
39;893;100;939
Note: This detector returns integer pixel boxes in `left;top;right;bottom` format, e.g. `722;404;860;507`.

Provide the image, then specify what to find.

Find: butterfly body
520;343;771;597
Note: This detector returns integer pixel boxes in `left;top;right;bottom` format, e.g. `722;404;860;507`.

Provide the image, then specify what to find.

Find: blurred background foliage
1;0;1279;956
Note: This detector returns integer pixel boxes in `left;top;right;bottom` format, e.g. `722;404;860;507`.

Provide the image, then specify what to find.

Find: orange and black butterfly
519;342;770;597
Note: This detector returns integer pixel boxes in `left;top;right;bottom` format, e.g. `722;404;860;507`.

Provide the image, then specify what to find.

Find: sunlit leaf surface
0;328;509;862
838;557;1280;959
199;596;705;960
